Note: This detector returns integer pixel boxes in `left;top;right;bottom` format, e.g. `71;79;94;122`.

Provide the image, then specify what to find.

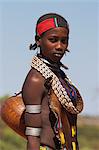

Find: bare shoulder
26;68;45;85
22;68;46;104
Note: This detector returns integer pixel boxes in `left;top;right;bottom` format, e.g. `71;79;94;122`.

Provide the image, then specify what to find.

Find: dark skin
37;27;69;62
22;27;69;150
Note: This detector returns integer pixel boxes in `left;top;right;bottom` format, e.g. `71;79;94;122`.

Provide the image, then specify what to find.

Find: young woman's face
38;27;69;62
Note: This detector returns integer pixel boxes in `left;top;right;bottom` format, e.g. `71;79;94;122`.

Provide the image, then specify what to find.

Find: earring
36;45;40;54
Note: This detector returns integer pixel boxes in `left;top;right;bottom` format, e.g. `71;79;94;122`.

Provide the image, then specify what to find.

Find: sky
0;0;99;116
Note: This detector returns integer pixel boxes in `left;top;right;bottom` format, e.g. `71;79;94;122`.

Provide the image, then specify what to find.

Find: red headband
37;18;58;36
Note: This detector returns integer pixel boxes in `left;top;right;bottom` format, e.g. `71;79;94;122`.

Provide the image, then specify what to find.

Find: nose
55;41;64;51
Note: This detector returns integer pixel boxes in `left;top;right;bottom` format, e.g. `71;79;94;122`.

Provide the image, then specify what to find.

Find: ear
35;35;41;47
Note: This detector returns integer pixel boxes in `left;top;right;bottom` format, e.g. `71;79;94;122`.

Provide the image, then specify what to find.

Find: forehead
42;27;69;37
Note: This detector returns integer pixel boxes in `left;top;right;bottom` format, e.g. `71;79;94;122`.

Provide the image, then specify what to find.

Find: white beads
31;56;80;114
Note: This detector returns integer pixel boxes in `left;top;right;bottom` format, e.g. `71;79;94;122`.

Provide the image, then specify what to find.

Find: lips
53;53;63;57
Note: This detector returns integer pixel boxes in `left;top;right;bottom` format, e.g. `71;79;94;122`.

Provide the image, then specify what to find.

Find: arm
22;69;46;150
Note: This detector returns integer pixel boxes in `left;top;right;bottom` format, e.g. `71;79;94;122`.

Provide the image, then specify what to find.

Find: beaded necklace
31;56;83;114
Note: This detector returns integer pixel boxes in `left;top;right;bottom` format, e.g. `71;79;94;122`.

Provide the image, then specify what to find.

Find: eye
61;38;68;44
48;37;58;43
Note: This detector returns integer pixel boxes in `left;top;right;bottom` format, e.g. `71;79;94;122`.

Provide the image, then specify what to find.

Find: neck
37;53;68;70
37;53;61;67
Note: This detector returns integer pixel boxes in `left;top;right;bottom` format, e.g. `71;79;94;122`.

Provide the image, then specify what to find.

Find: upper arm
22;69;46;105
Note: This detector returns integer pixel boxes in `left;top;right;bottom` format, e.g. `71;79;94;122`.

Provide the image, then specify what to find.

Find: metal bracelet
26;104;41;113
25;127;41;136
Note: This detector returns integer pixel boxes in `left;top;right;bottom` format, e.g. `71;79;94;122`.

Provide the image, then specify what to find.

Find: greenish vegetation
0;119;26;150
0;95;9;102
78;125;99;150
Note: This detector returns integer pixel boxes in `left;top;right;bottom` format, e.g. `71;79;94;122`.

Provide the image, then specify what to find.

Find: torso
22;55;82;150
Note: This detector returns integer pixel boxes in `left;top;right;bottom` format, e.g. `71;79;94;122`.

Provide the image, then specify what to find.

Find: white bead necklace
31;56;83;114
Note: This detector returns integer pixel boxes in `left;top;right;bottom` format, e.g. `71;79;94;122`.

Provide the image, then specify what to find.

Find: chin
52;57;62;63
55;55;63;62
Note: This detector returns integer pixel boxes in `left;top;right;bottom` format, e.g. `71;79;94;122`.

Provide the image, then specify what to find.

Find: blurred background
0;0;99;150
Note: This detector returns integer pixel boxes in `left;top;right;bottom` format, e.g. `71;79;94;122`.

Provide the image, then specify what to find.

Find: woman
22;13;84;150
